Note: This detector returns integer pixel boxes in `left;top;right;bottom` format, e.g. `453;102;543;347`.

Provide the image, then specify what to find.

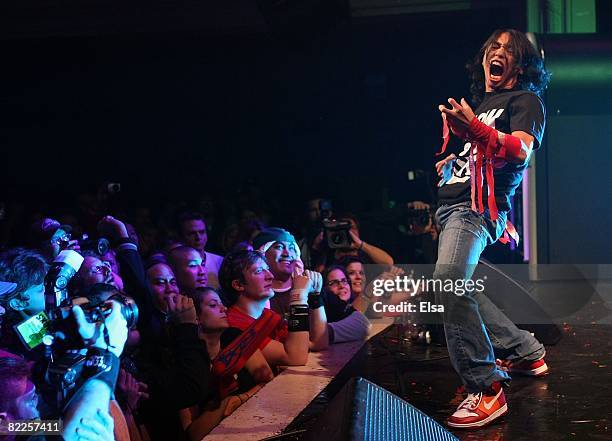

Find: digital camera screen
14;311;50;350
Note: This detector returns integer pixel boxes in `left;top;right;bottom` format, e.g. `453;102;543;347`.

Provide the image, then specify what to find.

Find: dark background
0;2;521;208
0;1;610;262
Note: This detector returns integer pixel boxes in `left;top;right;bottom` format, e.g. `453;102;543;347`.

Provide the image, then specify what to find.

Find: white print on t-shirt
446;108;505;185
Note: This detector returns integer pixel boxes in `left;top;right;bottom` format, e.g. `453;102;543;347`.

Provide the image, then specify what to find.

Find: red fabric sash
212;308;281;398
439;116;520;245
437;113;450;156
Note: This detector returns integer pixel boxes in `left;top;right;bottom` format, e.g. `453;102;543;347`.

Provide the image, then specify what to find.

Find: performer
435;29;551;429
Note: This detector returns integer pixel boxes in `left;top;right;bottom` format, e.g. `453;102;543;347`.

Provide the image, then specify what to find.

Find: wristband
82;348;121;392
288;304;309;332
469;118;527;162
307;293;324;309
289;289;307;305
497;131;524;161
110;237;136;248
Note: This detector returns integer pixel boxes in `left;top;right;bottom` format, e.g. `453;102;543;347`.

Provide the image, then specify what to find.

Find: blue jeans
434;202;545;393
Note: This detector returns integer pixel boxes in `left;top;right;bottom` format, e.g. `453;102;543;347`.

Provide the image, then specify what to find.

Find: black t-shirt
269;289;291;319
438;89;546;211
322;289;355;323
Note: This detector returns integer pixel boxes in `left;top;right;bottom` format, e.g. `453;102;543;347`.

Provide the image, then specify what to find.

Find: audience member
178;212;224;289
312;213;394;271
168;245;208;297
219;250;327;375
140;262;211;440
0;248;48;357
321;265;370;343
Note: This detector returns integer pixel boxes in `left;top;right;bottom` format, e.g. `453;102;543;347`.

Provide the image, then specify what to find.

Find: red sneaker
447;382;508;429
496;357;549;377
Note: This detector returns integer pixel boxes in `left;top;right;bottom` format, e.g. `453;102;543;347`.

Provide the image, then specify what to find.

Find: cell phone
13;311;51;350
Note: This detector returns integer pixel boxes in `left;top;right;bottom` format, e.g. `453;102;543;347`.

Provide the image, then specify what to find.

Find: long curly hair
467;29;551;106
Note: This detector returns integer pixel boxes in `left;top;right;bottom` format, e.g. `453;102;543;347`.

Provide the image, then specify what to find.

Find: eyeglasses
90;263;111;274
51;233;71;247
327;278;349;287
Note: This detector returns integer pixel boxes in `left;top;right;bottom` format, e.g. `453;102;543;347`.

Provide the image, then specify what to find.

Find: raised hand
166;294;198;325
439;98;476;139
97;215;129;240
348;229;363;250
290;267;312;304
306;270;323;294
435;154;457;187
72;300;128;358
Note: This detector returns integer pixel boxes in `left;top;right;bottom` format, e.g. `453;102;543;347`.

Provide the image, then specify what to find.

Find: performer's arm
440;98;536;165
500;130;535;163
469;116;535;164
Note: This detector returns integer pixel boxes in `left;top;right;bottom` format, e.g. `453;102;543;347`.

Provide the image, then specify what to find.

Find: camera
45;250;84;312
78;235;110;256
106;182;121;194
49;293;139;332
44;293;138;402
58;232;110;256
404;208;432;229
322;219;352;249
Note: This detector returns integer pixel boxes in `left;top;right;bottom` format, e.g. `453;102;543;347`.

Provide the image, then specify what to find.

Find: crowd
0;196;433;441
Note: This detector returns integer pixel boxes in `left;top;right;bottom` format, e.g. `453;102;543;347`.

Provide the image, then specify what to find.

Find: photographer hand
72;301;128;358
166;294;197;325
311;231;324;251
97;215;129;240
71;409;115;441
348;229;364;250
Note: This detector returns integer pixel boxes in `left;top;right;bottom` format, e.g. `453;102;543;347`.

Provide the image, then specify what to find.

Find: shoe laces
458;392;482;411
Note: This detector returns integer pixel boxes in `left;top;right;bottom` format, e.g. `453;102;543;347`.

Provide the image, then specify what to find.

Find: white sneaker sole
447;403;508;429
509;361;549;376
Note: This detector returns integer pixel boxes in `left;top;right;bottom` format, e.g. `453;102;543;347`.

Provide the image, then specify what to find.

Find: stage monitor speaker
302;377;458;441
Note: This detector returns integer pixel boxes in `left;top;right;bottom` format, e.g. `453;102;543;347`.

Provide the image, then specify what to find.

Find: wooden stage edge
204;318;394;441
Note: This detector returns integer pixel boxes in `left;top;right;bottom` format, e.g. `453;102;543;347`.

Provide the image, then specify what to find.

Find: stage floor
284;322;612;441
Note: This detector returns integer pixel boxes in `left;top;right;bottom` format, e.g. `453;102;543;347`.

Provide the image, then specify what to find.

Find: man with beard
435;29;551;429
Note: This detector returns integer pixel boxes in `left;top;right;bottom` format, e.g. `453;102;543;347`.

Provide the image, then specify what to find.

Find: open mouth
489;60;504;79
